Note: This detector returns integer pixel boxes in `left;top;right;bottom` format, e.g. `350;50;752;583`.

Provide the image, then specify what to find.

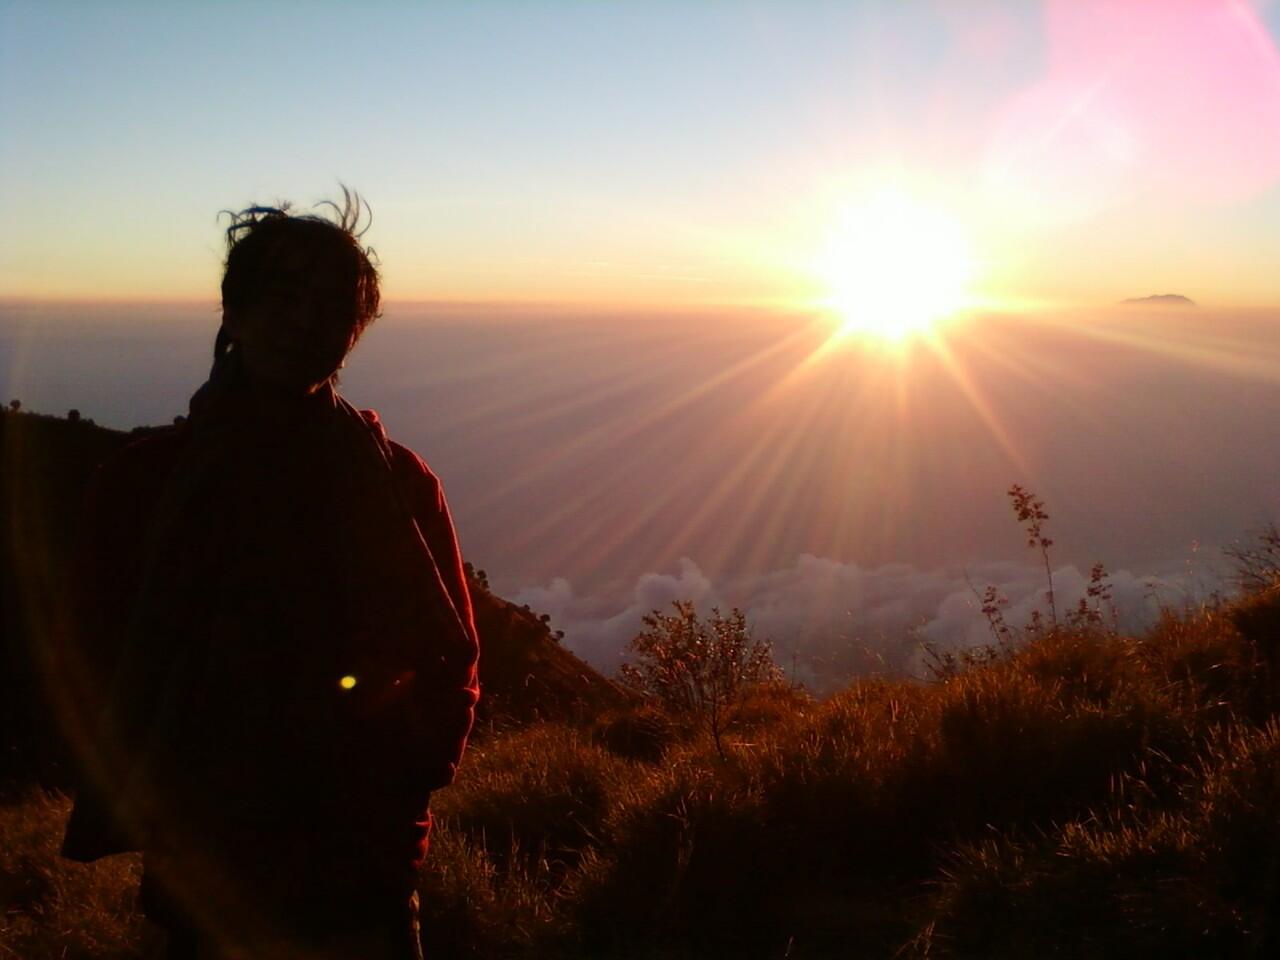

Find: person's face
223;241;360;393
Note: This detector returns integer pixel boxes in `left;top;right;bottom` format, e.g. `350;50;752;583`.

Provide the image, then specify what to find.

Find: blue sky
3;1;1279;305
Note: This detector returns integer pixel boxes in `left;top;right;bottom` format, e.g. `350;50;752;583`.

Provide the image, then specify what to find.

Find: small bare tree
1224;522;1280;595
619;601;781;759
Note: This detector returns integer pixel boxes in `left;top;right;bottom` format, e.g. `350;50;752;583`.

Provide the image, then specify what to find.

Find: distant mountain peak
1120;293;1196;306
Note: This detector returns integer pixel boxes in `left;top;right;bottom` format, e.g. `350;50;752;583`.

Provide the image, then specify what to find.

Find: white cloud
514;552;1229;693
513;557;717;671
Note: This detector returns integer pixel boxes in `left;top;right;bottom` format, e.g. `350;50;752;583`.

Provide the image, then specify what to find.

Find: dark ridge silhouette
1119;293;1196;306
468;576;637;728
0;407;626;786
0;408;169;786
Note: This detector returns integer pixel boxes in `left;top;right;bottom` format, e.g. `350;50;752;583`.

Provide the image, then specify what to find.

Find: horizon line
5;293;1280;315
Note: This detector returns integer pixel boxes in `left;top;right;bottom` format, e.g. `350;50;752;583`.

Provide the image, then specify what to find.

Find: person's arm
390;441;481;788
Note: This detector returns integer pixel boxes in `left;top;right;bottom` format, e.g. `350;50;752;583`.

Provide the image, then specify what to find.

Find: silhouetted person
59;192;480;959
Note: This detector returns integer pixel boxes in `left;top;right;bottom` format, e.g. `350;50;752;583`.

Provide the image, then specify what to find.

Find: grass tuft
0;790;146;960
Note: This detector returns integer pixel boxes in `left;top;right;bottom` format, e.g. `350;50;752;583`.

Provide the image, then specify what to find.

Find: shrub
726;679;813;735
423;724;654;957
909;817;1237;960
619;602;782;759
1224;522;1280;595
592;703;682;763
418;820;563;960
911;720;1280;959
431;724;640;879
1144;600;1271;725
925;662;1181;833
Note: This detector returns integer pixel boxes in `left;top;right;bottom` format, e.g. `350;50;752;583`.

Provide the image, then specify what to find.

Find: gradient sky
3;0;1280;308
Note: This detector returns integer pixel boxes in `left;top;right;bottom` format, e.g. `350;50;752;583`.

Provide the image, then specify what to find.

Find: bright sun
814;188;974;344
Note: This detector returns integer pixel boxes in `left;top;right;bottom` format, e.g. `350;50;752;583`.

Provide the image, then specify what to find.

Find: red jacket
61;407;480;865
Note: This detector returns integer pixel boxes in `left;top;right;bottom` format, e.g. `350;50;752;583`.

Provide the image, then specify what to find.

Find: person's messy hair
216;186;381;360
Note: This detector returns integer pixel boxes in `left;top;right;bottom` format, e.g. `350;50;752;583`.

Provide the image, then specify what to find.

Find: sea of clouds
515;552;1228;692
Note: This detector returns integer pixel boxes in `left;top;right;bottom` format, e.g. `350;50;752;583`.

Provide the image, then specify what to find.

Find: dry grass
911;719;1280;958
6;588;1280;959
0;791;147;960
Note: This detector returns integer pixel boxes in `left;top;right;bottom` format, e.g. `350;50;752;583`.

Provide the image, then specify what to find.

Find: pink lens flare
985;0;1280;223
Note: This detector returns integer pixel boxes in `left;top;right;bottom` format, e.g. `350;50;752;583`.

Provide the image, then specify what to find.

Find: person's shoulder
389;440;439;481
357;408;441;486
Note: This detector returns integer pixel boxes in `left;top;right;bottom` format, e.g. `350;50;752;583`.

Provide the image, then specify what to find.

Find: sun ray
1052;311;1280;385
472;323;815;520
920;334;1030;477
486;324;821;575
